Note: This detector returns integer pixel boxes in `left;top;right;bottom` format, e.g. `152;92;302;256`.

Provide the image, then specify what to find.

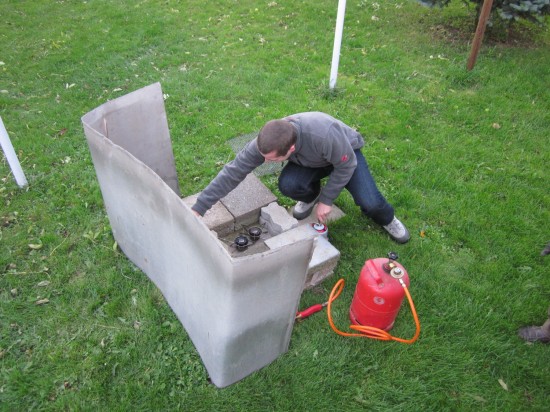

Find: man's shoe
519;307;550;344
518;320;550;343
383;217;410;244
292;195;320;220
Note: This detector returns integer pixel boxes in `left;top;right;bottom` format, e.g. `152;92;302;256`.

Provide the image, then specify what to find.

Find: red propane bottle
349;253;410;331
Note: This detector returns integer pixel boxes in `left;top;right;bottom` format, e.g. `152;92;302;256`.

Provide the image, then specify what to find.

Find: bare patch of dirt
430;18;548;48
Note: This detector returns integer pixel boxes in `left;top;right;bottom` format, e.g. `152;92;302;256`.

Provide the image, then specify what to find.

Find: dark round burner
248;226;262;241
234;235;249;251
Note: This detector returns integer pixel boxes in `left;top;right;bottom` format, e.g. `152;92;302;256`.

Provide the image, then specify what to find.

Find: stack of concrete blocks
183;174;343;290
81;82;341;389
261;202;342;290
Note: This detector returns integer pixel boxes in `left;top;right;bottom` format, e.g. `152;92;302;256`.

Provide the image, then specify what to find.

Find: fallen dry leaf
35;298;50;305
498;378;508;391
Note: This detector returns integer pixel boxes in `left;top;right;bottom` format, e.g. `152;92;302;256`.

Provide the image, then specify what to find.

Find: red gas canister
349;253;410;331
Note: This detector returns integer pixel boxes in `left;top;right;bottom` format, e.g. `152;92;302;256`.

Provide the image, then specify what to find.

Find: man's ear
289;144;296;154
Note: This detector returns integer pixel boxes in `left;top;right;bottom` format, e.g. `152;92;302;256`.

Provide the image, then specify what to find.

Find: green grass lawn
1;0;549;410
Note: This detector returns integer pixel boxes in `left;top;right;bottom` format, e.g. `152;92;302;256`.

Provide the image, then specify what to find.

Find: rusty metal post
466;0;494;71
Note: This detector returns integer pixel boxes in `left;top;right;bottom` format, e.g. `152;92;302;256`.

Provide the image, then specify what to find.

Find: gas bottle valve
390;267;404;279
383;252;399;273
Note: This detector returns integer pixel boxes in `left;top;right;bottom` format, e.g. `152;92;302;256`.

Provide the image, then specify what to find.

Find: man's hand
316;202;332;224
192;210;201;217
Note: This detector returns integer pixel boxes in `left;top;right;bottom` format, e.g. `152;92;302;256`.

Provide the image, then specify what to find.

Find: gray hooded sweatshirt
192;112;365;216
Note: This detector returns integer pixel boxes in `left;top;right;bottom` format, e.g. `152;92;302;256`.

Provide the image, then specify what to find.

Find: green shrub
418;0;550;24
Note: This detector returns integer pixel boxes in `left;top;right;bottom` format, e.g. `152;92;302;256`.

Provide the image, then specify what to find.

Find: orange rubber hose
326;278;420;344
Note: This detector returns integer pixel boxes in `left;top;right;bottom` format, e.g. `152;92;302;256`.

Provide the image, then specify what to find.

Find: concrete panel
82;83;180;195
81;83;314;388
290;203;346;224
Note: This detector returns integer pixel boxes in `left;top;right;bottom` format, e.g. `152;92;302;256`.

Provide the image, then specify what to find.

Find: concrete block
304;236;340;290
264;224;317;249
182;194;235;237
221;174;277;226
265;225;340;289
260;202;299;236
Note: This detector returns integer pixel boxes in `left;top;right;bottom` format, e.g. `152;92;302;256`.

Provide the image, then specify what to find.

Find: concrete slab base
290;202;346;225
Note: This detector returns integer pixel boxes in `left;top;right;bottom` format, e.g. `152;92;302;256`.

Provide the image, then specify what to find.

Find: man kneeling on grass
191;112;410;244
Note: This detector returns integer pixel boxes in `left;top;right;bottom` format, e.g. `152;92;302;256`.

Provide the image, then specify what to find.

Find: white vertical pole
0;116;28;188
329;0;347;89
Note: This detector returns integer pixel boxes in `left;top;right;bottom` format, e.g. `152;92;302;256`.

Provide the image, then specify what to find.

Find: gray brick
264;225;340;289
260;202;299;235
220;174;277;226
182;194;235;236
304;236;340;290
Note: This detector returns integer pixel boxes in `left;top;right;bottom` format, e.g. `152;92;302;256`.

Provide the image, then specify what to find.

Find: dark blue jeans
278;149;394;226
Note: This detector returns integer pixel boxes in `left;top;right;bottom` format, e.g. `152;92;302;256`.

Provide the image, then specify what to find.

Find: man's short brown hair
257;119;297;156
